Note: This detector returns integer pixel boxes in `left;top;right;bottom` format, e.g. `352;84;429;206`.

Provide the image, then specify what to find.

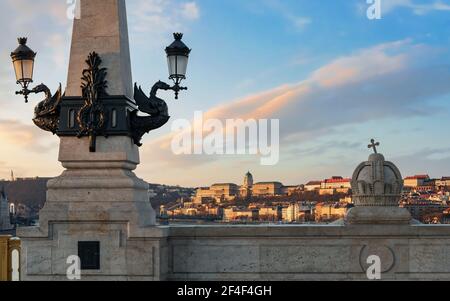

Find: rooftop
211;183;238;187
254;182;283;185
405;175;430;180
323;178;351;183
305;181;321;186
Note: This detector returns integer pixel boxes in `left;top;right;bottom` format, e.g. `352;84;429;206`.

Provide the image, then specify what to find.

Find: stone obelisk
18;0;165;281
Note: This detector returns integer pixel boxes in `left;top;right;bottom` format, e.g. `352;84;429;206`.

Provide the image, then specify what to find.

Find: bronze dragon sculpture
130;81;171;146
32;83;63;134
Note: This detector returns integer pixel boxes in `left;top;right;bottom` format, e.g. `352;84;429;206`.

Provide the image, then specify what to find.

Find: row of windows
67;109;118;129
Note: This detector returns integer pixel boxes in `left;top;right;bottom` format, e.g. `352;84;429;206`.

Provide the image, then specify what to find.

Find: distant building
415;183;436;193
305;181;321;191
252;182;284;197
282;204;300;222
282;185;303;196
195;183;239;203
282;203;313;223
223;207;259;222
301;177;352;195
194;171;298;202
404;175;430;188
194;187;216;203
319;177;351;195
436;177;450;190
401;201;448;221
315;202;351;222
321;176;352;189
258;206;282;221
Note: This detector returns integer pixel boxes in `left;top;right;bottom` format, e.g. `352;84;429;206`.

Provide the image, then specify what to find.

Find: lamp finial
173;33;183;41
18;37;28;45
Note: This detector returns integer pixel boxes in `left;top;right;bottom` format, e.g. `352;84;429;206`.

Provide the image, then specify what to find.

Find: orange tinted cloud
140;39;450;175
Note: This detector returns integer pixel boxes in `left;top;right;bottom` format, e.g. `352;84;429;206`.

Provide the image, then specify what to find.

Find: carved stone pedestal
17;136;167;280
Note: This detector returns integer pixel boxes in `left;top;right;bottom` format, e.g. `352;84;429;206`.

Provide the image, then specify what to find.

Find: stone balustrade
163;224;450;281
17;223;450;281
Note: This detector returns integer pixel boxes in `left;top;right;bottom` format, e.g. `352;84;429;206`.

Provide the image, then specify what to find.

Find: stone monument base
17;137;167;281
345;207;412;225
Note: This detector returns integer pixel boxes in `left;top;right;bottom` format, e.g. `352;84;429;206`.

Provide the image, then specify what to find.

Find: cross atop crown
368;139;380;154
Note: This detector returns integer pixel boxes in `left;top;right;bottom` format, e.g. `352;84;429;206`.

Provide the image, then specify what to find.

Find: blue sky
0;0;449;187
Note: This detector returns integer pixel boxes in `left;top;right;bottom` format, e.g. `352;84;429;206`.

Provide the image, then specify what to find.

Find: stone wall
19;222;450;281
163;224;450;281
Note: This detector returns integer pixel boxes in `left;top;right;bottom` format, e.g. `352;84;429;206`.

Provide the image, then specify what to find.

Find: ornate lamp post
10;38;37;103
166;33;191;99
10;33;191;151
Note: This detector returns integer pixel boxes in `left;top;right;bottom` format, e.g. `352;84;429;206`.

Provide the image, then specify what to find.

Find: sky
0;0;449;187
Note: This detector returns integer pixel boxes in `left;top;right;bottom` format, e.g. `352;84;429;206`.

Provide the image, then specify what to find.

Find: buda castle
194;172;301;203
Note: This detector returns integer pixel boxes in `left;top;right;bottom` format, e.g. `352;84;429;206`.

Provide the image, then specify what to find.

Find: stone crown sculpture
345;139;412;225
351;153;403;207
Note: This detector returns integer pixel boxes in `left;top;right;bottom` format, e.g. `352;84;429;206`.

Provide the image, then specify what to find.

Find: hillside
0;178;51;212
0;178;194;217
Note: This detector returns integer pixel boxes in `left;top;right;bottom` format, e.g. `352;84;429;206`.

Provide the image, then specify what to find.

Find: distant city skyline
2;169;449;189
0;0;449;187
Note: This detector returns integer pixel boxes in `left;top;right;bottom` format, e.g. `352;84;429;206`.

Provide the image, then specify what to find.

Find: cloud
290;17;312;30
0;0;72;95
0;116;61;180
5;0;70;27
0;119;57;153
44;33;69;69
260;0;312;31
381;0;450;15
181;2;200;20
288;141;362;159
128;0;200;38
0;117;62;181
309;40;410;87
393;147;450;177
140;39;450;171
